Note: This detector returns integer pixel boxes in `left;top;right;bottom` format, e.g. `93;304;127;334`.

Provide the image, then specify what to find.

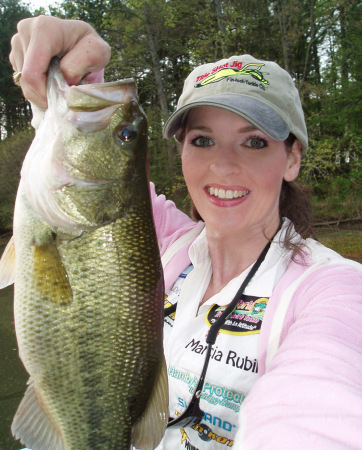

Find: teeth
208;187;249;199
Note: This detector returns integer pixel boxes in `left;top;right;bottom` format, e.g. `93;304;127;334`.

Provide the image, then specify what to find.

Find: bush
311;171;362;222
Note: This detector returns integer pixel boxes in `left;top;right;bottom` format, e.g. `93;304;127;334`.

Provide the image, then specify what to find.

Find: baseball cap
163;55;308;155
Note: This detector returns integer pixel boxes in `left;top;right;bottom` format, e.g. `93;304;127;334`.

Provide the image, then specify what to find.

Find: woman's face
181;106;301;240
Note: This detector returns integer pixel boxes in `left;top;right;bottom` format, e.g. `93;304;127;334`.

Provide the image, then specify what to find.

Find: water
0;241;28;450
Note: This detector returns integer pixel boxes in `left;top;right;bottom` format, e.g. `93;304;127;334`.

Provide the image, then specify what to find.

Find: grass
315;226;362;263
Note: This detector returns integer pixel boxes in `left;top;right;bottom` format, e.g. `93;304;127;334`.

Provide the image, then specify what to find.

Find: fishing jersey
157;228;290;450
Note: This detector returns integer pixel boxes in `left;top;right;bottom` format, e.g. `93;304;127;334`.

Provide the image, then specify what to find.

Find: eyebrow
187;124;258;133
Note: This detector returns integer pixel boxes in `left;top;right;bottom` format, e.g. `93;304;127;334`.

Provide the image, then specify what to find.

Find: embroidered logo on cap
195;62;270;88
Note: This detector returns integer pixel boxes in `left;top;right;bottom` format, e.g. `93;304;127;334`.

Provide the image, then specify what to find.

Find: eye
245;136;268;149
191;136;214;147
115;125;137;142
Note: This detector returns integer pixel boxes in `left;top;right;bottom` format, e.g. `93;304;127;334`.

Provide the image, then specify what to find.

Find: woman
10;16;362;449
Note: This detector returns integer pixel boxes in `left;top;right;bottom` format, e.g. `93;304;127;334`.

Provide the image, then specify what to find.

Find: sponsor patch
206;295;268;335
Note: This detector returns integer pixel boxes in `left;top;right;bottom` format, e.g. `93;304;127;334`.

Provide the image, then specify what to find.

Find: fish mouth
206;186;250;199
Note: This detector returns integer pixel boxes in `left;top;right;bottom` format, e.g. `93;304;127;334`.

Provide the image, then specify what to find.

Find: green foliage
311;172;362;222
300;126;361;222
0;0;32;136
52;0;112;35
1;0;361;226
300;130;361;181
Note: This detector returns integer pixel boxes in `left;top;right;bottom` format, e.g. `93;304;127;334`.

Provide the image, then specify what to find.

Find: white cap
163;55;308;154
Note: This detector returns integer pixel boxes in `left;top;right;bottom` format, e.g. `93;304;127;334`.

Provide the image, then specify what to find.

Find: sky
23;0;59;13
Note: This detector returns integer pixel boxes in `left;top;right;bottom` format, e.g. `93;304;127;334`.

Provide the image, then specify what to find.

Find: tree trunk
214;0;228;58
276;0;293;75
143;3;169;119
302;0;319;86
338;4;349;89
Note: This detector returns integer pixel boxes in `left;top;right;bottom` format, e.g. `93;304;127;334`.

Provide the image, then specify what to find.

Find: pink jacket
151;183;362;449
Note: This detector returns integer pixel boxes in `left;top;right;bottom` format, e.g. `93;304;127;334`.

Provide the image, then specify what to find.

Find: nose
209;147;241;177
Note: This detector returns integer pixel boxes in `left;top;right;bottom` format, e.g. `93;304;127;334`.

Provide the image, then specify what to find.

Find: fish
0;58;168;450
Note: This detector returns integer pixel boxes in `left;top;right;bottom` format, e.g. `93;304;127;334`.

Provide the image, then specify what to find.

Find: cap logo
195;62;270;89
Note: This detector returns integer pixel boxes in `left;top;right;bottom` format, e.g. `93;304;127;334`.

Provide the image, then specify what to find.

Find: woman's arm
150;182;199;257
236;263;362;449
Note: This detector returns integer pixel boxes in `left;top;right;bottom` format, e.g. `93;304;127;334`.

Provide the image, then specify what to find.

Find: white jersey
158;228;290;449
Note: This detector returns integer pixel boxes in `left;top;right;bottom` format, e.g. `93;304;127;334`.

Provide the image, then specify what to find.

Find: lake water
0;241;27;450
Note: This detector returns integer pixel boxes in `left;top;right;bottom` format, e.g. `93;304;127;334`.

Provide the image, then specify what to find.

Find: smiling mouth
207;187;249;199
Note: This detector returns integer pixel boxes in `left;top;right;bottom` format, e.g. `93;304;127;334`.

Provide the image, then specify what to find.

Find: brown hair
279;134;316;259
279;180;316;257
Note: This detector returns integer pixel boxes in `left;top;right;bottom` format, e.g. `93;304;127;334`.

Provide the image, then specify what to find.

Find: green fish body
0;59;167;450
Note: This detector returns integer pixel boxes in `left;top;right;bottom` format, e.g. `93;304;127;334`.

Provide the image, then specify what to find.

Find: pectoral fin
33;236;72;304
12;379;66;450
132;356;168;450
0;236;16;289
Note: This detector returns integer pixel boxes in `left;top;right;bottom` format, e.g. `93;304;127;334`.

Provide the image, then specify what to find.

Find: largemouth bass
0;59;168;449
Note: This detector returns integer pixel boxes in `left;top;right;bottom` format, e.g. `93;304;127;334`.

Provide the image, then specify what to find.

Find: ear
284;140;302;182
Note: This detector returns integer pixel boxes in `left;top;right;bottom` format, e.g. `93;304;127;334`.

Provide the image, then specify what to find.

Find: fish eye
116;125;137;142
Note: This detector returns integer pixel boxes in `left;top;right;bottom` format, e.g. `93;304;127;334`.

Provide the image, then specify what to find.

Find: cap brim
163;94;290;141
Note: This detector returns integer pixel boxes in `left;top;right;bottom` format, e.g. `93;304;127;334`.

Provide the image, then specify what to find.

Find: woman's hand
9;15;111;108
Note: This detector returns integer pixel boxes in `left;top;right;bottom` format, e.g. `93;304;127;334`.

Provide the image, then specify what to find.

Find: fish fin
33;237;73;304
12;379;66;450
132;356;168;450
0;236;16;289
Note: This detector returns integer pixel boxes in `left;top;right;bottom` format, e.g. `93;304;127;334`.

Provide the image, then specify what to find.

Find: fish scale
0;59;168;449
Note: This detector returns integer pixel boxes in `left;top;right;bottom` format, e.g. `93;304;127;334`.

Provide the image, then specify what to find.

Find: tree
2;0;359;220
0;0;32;138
